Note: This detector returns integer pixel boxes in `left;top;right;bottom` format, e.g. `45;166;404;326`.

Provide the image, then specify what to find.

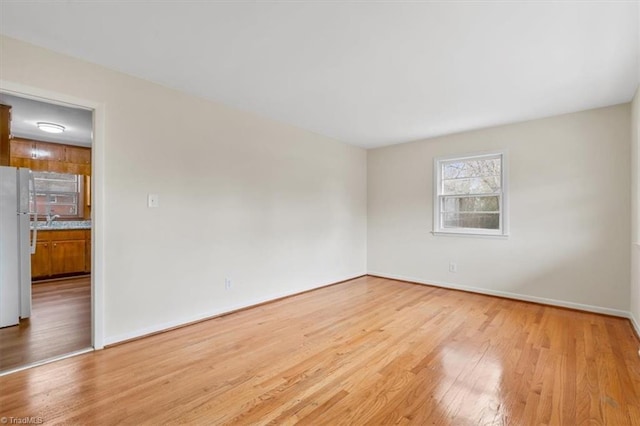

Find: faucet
46;214;60;227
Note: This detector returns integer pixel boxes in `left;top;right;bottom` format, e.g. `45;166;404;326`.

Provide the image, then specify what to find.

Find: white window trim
432;150;509;238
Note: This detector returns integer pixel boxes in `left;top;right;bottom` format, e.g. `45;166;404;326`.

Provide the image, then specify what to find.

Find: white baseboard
104;273;366;346
368;271;630;318
629;312;640;338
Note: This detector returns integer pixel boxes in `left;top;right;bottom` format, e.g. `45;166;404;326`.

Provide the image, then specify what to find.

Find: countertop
32;220;92;230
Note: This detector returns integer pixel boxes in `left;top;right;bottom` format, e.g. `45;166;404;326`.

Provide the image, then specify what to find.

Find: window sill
432;231;510;239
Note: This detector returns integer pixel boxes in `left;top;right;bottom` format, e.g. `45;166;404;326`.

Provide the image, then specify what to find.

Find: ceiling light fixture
36;122;65;134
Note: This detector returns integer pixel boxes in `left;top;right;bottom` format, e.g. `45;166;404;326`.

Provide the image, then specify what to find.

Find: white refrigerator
0;166;37;328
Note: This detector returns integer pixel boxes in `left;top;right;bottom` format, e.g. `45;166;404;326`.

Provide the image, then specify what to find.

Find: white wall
368;105;631;314
0;36;367;344
631;87;640;331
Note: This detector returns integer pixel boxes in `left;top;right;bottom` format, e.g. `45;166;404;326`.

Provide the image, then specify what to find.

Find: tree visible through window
434;152;507;236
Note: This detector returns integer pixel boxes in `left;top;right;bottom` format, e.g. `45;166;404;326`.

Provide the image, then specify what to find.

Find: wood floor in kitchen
1;275;639;424
0;276;91;372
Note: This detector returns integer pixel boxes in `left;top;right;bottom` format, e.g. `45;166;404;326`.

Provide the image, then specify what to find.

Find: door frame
0;80;105;349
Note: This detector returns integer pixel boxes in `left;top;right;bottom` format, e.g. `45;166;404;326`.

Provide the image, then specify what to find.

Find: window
33;171;84;218
433;151;508;236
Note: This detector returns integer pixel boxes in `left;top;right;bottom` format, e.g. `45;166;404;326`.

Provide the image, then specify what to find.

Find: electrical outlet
449;262;457;273
224;278;232;290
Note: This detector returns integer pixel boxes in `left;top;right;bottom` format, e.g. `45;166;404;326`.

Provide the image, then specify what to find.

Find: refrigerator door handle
29;171;37;254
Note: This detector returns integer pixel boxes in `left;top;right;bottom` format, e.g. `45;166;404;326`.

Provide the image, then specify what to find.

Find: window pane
442;158;500;180
436;153;505;234
442;157;501;195
49;193;77;205
443;196;499;213
442;212;500;229
36;203;77;216
442;175;501;195
33;171;78;192
32;171;77;181
32;171;82;218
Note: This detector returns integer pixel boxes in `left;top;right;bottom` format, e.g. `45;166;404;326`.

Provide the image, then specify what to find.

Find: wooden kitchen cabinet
10;138;91;175
11;138;65;162
85;230;91;273
0;104;11;166
9;138;33;159
10;138;66;162
66;146;91;175
10;138;54;171
39;142;66;162
32;229;90;280
50;240;86;276
31;241;51;278
65;145;91;164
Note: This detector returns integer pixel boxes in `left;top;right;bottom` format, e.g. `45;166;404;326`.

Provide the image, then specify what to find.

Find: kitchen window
433;151;508;236
33;171;84;219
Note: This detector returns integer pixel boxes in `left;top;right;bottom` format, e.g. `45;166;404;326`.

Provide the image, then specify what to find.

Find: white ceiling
0;1;638;148
0;93;93;146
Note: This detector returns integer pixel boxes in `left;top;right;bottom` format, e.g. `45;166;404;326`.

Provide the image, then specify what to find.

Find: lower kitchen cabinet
31;241;51;278
85;232;91;273
32;229;91;280
50;240;86;276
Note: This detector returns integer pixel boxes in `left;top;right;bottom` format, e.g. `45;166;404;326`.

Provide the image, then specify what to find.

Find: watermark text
0;417;44;424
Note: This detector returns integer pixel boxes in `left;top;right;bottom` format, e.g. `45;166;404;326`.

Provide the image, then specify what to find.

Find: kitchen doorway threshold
0;347;93;376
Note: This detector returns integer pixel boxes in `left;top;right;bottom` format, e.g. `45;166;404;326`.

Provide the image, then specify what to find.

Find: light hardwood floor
1;276;639;424
0;276;91;372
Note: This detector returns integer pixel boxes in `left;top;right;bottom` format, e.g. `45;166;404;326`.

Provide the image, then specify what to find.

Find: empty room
0;1;639;424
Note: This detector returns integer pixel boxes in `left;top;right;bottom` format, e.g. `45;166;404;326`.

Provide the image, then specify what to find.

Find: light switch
148;193;159;208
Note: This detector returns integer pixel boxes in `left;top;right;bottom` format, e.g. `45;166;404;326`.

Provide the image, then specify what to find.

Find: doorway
0;88;102;373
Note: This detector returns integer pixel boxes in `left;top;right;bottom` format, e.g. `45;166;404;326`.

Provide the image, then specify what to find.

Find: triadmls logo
0;417;44;425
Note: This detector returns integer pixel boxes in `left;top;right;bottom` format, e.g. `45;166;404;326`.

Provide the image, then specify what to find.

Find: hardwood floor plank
1;276;639;424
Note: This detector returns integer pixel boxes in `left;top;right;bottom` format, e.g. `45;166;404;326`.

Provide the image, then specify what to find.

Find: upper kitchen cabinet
65;145;91;164
40;142;66;162
9;138;91;175
64;145;91;175
9;138;35;168
0;104;10;166
11;138;66;162
10;138;34;159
